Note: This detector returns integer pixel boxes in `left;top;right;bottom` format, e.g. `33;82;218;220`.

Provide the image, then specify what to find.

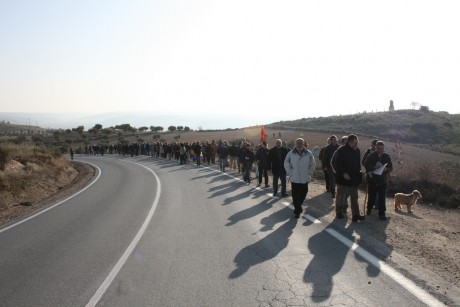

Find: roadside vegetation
0;143;77;217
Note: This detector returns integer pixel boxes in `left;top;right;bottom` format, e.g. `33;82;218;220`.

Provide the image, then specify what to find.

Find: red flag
260;126;266;143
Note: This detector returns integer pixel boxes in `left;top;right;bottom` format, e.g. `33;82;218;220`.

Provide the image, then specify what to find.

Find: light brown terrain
0;127;458;301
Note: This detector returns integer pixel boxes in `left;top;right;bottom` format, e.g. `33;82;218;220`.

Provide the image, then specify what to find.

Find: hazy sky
1;0;459;125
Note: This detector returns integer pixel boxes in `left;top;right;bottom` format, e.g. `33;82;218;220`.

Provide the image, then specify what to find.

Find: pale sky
1;0;459;126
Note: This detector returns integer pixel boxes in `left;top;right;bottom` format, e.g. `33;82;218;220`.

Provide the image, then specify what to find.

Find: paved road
0;156;450;306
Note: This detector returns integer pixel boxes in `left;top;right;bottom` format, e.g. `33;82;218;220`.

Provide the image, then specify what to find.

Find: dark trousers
324;170;330;190
258;165;268;185
327;170;335;195
273;171;287;195
367;183;387;215
243;163;252;183
291;182;309;215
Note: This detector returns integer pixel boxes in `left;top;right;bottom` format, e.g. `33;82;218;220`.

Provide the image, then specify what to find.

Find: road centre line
86;160;162;307
0;162;102;234
202;163;443;307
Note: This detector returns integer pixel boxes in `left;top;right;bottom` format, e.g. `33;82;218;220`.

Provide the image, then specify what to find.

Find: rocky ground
0;157;458;294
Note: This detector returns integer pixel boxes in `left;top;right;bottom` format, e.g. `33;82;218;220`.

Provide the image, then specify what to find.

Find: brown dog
394;190;422;213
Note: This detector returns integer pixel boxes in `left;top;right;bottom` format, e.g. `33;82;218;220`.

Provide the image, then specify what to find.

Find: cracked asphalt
98;157;442;306
2;156;449;306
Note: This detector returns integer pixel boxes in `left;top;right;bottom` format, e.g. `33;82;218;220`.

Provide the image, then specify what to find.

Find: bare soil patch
0;160;96;227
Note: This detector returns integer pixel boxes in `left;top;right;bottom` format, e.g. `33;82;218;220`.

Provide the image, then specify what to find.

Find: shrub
0;145;13;170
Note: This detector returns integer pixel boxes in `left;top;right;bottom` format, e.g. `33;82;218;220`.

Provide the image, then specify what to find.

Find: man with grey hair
284;138;316;219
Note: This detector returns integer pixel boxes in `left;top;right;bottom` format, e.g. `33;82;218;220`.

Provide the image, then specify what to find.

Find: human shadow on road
348;216;393;278
225;196;280;227
259;205;292;232
229;213;296;279
222;188;267;206
208;182;242;199
302;192;335;225
303;224;350;303
190;171;222;181
208;174;232;183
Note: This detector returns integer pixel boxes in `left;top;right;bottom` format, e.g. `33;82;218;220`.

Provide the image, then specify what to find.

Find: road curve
0;155;451;306
0;156;158;306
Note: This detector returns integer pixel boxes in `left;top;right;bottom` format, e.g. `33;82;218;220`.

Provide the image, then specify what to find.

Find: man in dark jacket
218;141;230;172
240;143;255;184
364;141;393;220
362;139;378;166
255;142;270;187
193;141;202;166
322;135;339;198
268;139;288;197
333;134;365;221
228;142;239;170
318;137;331;191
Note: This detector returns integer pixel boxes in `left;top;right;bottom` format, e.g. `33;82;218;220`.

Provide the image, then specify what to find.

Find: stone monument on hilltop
389;100;395;112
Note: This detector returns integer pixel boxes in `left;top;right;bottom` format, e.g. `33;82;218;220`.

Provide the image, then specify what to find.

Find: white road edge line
183;163;443;306
326;228;444;307
85;160;161;307
279;200;443;306
0;162;102;234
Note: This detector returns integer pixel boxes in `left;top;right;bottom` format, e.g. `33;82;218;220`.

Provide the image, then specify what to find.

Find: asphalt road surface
0;155;452;306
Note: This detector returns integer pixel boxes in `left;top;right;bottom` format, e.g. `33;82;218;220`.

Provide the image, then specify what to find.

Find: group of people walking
74;135;393;221
319;135;393;221
182;135;393;222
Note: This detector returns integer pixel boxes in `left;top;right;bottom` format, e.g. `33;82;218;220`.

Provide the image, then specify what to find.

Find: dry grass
0;144;77;215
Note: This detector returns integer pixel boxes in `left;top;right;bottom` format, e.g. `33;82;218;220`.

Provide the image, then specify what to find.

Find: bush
0;145;13;170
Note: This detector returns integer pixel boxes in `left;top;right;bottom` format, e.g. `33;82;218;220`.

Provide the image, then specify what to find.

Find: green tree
150;126;163;132
115;124;137;133
168;126;177;132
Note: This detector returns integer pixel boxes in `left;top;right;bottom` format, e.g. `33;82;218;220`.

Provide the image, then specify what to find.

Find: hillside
267;109;460;155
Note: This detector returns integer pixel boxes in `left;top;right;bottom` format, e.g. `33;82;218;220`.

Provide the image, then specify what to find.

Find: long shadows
303;224;350;302
225;197;279;227
229;210;296;279
222;188;267;206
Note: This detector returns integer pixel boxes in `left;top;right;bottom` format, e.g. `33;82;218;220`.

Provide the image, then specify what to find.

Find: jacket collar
292;148;307;155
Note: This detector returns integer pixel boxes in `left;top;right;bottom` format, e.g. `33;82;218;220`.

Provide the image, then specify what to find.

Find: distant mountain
0;112;274;131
